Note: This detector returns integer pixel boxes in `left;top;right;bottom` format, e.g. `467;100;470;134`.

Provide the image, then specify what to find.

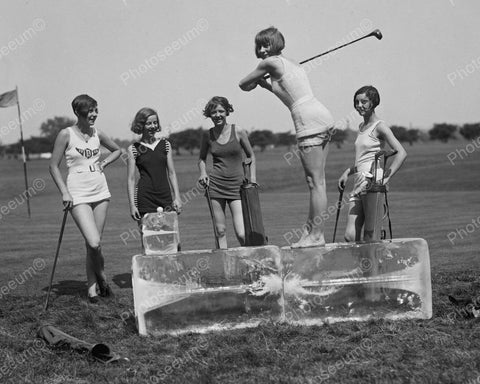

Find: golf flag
0;89;18;108
0;86;31;217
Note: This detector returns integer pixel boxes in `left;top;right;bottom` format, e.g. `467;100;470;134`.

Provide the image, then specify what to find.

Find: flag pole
16;85;31;218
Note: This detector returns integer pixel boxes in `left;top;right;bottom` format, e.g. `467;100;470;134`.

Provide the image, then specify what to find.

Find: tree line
1;116;479;157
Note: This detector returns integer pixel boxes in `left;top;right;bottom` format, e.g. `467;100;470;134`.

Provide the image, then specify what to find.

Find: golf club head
372;29;383;40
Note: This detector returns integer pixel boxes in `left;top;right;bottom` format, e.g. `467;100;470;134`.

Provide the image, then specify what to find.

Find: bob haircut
71;94;97;118
203;96;234;118
131;107;159;134
354;85;380;109
255;27;285;58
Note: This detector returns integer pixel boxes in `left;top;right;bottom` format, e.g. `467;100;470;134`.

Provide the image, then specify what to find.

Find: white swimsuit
350;120;385;199
270;56;334;139
65;127;111;205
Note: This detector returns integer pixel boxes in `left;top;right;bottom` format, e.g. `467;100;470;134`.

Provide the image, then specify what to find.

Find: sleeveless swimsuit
350;120;385;200
65;127;111;206
131;138;173;215
270;56;334;144
200;125;244;200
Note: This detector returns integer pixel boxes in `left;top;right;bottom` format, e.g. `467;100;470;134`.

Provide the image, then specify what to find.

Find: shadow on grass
112;273;132;289
41;280;86;296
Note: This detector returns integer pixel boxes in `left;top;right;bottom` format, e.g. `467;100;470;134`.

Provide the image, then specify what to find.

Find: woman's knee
86;238;101;250
305;174;326;190
216;224;226;238
344;230;356;242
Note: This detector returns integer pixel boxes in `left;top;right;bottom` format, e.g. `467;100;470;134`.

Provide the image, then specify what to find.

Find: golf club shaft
44;208;69;311
263;29;381;80
205;185;220;249
299;30;381;65
332;189;344;243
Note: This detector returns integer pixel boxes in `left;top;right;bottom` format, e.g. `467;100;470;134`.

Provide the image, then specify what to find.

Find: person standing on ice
198;96;256;249
338;85;407;242
239;26;334;248
49;94;122;303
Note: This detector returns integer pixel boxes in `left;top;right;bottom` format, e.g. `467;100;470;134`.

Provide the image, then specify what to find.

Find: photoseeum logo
447;55;480;86
120;18;209;85
0;178;46;220
0;258;47;299
0;98;46;139
0;18;46;59
446;136;480;165
446;215;480;244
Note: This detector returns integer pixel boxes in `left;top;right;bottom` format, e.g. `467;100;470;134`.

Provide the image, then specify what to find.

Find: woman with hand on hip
49;94;122;303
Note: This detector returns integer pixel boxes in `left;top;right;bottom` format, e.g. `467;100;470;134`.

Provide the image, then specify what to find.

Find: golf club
203;182;220;249
332;187;344;243
44;208;69;311
263;29;382;80
299;29;383;65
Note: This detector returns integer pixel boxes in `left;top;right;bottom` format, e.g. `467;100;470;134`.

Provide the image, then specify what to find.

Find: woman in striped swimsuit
127;107;181;221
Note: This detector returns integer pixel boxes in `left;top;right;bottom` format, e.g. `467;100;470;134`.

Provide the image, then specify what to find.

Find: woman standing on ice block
338;86;407;242
198;96;256;249
239;26;335;248
49;94;122;303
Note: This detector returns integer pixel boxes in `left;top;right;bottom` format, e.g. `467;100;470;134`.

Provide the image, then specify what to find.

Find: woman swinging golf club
49;94;122;303
239;26;335;248
338;86;407;242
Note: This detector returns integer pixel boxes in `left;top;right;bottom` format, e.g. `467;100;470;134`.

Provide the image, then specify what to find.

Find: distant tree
169;127;203;155
39;116;76;145
407;129;419;145
249;129;276;151
24;136;52;155
390;125;409;142
429;123;457;142
275;131;296;149
459;123;480;140
330;129;348;149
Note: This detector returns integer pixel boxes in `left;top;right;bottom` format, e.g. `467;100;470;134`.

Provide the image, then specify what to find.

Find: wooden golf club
44;208;69;311
332;188;344;243
203;183;220;249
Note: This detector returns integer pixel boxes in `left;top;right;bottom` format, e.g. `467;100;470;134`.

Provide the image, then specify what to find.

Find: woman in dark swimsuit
198;96;256;249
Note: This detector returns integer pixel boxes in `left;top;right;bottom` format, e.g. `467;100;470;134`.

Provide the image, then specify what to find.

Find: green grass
1;139;480;383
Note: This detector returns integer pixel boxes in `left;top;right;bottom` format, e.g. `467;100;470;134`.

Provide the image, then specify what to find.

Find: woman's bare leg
228;199;245;246
292;144;329;247
71;200;109;297
211;198;228;249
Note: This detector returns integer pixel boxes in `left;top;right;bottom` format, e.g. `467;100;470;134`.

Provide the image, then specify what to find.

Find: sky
0;0;479;145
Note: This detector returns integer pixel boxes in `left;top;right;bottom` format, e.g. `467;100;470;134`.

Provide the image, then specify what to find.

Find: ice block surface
132;239;431;336
141;212;179;255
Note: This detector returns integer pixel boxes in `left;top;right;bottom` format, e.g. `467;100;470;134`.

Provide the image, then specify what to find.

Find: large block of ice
141;212;179;255
281;238;432;324
132;246;283;336
132;239;431;335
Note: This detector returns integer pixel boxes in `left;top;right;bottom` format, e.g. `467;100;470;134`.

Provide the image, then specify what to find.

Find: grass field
1;139;480;383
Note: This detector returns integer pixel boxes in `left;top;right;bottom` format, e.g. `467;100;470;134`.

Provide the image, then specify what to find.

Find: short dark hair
71;94;97;118
203;96;234;118
354;86;380;109
131;107;159;134
255;27;285;58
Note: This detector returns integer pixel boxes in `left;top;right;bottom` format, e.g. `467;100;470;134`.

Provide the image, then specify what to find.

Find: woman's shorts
297;127;335;149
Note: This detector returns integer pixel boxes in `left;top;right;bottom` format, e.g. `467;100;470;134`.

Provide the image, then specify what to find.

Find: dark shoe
98;281;115;298
88;295;100;304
